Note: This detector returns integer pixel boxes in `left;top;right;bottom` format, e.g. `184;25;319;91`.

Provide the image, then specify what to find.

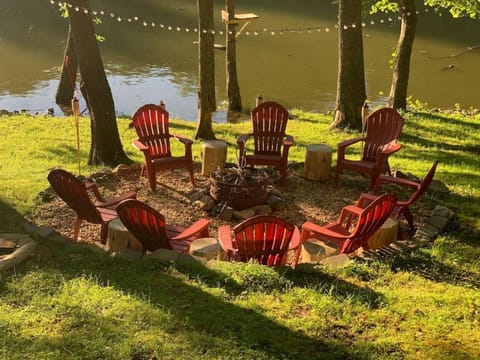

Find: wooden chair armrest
337;137;364;160
218;225;234;251
378;143;402;158
338;137;364;149
284;134;295;147
374;175;420;192
341;204;363;216
288;226;301;250
85;182;107;203
171;219;210;241
355;192;377;208
174;134;193;146
338;204;363;229
133;139;148;152
301;221;350;241
95;191;137;209
237;133;253;145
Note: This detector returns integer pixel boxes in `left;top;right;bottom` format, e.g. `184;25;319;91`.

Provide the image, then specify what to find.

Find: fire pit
210;167;269;210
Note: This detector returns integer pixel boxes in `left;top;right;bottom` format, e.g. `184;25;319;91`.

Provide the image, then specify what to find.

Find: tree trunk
195;0;216;140
331;0;366;130
226;0;242;115
55;24;77;115
68;0;130;165
388;0;417;110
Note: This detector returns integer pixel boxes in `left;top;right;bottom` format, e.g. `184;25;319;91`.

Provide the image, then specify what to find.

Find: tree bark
226;0;242;115
388;0;417;110
68;0;130;165
331;0;366;130
55;24;77;115
195;0;216;140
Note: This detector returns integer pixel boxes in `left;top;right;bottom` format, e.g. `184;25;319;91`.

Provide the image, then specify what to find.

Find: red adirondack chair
132;104;195;191
335;107;404;189
300;193;397;254
218;215;301;267
115;199;210;253
237;101;295;184
357;161;439;237
47;169;137;243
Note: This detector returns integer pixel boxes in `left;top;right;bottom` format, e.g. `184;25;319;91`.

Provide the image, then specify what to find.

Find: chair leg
279;166;287;185
369;175;377;190
147;165;157;191
335;167;341;187
100;223;108;244
403;208;416;234
73;217;83;241
188;163;195;185
385;160;392;176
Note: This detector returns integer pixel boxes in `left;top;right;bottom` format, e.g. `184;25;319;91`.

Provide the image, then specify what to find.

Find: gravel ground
29;164;430;244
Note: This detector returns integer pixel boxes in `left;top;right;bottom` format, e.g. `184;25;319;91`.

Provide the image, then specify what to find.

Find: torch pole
72;96;81;175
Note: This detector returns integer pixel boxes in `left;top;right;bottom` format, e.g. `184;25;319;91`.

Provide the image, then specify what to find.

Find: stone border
1;204;455;274
0;233;37;272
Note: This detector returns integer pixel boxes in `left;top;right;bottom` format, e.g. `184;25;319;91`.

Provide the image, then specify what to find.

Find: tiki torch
72;96;81;175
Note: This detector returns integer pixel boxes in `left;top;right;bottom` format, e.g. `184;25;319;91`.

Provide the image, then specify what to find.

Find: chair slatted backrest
341;193;396;253
116;199;171;252
408;161;439;205
251;101;289;156
132;104;172;159
232;215;295;266
363;108;404;162
47;169;102;224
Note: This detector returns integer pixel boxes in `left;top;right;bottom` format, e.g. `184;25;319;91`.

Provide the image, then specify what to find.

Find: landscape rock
252;204;273;215
233;208;255;220
88;168;113;181
217;206;234;221
112;164;132;176
267;195;287;211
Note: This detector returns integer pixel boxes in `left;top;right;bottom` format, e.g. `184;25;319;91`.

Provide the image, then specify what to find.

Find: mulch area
28;163;430;244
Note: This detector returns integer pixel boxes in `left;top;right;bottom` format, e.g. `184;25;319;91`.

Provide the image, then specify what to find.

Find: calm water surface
0;0;479;121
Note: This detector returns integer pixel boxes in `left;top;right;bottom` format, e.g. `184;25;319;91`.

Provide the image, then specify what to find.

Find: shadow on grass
0;238;392;359
283;267;385;309
390;251;480;289
0;198;25;232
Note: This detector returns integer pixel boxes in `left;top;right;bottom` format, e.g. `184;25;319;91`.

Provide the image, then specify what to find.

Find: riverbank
0;108;479;359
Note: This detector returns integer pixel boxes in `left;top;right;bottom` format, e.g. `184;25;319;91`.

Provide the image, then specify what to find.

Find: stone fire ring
0;233;37;272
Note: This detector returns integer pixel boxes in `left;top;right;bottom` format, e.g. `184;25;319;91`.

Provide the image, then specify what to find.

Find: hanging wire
49;0;443;36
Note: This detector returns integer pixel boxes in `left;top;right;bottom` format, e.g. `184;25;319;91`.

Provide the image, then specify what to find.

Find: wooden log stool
201;140;227;176
367;217;399;249
304;144;333;181
107;218;143;253
189;237;222;260
300;238;339;263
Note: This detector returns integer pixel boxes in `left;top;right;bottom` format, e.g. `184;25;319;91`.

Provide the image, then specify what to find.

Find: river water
0;0;479;121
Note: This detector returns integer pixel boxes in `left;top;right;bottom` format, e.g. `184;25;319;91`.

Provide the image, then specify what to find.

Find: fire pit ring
209;168;269;210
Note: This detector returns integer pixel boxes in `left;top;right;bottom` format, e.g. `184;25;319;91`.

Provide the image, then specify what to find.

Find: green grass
1;109;480;359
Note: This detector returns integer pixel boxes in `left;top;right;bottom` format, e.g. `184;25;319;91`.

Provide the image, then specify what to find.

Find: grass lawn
0;108;479;359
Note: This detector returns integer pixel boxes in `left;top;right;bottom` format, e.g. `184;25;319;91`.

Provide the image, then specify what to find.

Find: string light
49;0;450;37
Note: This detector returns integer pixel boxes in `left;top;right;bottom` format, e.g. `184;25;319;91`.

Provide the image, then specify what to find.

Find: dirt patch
28;164;433;244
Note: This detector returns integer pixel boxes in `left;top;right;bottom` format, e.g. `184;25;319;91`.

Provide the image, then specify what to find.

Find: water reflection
0;0;479;121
